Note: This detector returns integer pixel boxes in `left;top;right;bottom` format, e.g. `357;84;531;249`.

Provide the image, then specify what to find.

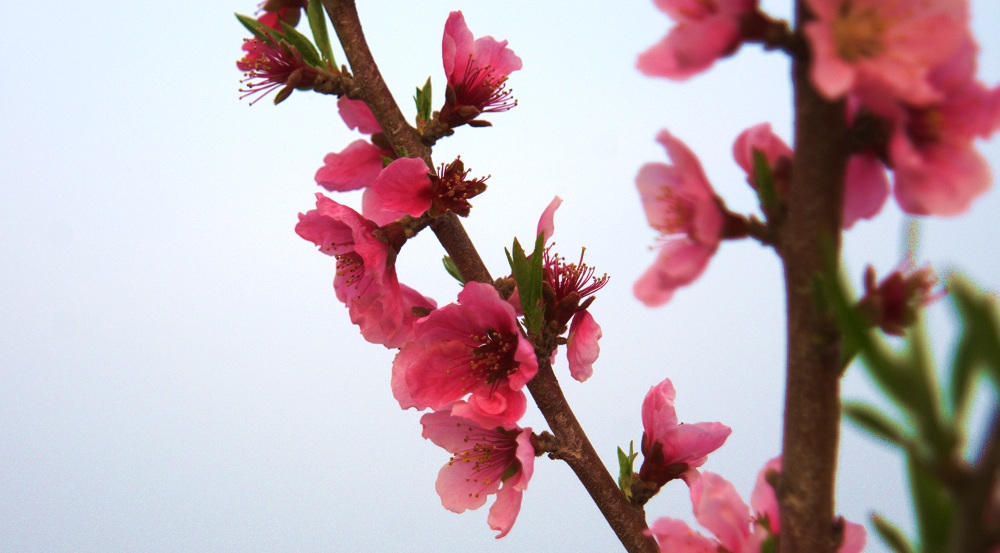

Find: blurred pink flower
439;11;522;127
731;123;888;228
649;458;867;553
295;194;434;347
638;378;731;486
885;40;1000;216
858;262;944;336
391;282;537;426
637;0;755;80
803;0;967;105
634;130;725;306
421;403;534;539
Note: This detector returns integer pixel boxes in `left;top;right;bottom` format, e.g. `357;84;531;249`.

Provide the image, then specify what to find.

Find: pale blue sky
2;1;999;551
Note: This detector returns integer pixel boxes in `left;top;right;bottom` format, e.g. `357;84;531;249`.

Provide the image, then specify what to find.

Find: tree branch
777;3;849;552
322;3;655;550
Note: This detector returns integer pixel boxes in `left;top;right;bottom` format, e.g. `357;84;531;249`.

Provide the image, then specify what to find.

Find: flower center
447;423;519;498
832;3;887;62
469;329;520;389
454;56;517;113
905;106;944;147
430;157;489;217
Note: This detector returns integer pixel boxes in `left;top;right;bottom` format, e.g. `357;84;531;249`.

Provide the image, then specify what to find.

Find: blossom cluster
635;0;999;305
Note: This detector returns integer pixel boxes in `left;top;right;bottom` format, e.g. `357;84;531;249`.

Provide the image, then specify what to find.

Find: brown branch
321;0;491;284
322;2;654;551
527;355;659;553
776;3;849;553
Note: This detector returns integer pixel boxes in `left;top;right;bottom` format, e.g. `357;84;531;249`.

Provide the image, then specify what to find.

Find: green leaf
235;13;275;43
279;21;323;67
872;513;915;553
907;452;953;553
950;275;1000;392
414;77;433;122
442;256;465;285
305;0;335;65
752;149;779;217
506;233;546;335
842;402;911;448
617;442;638;501
905;317;953;456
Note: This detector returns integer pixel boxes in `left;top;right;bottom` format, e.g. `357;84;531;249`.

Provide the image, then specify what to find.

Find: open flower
634;130;725;306
363;156;489;226
439;11;522;127
637;0;756;80
884;39;1000;216
421;403;534;539
391;281;538;426
649;458;867;553
295;193;434;347
803;0;967;105
638;378;731;487
315;98;393;193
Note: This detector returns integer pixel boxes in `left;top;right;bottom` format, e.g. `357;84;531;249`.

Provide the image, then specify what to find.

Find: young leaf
872;513;915;553
752;149;779;217
842;401;911;448
617;442;638;501
236;13;275;44
305;0;335;65
506;233;546;335
907;452;954;552
279;21;323;67
414;77;433;122
442;256;465;285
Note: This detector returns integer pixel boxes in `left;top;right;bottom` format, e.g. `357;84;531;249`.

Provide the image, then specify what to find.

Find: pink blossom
391;281;538;426
364;156;490;226
803;0;968;105
237;35;320;105
885;40;1000;216
732;122;793;199
638;378;731;487
634;130;725;306
295;193;434;347
731;123;889;228
530;197;608;382
649;458;867;553
858;261;943;336
637;0;755;80
439;11;522;127
421;403;534;539
315;99;393;192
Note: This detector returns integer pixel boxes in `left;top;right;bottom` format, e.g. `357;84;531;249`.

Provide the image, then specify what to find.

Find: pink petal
642;378;680;437
749;456;782;534
566;310;601;382
364;157;433;225
471;35;524;78
637;18;741;80
487;481;524;539
659;422;731;468
842;153;889;229
315;140;388;192
690;472;752;552
838;520;868;553
892;141;992;216
731;123;792;182
647;517;718;553
536;196;562;244
337;97;381;135
442;11;474;84
633;239;717;307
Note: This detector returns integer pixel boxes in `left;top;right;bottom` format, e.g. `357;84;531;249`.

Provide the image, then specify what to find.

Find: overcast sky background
2;1;999;551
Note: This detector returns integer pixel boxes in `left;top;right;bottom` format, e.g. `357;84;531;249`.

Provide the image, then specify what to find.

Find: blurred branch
776;2;850;551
